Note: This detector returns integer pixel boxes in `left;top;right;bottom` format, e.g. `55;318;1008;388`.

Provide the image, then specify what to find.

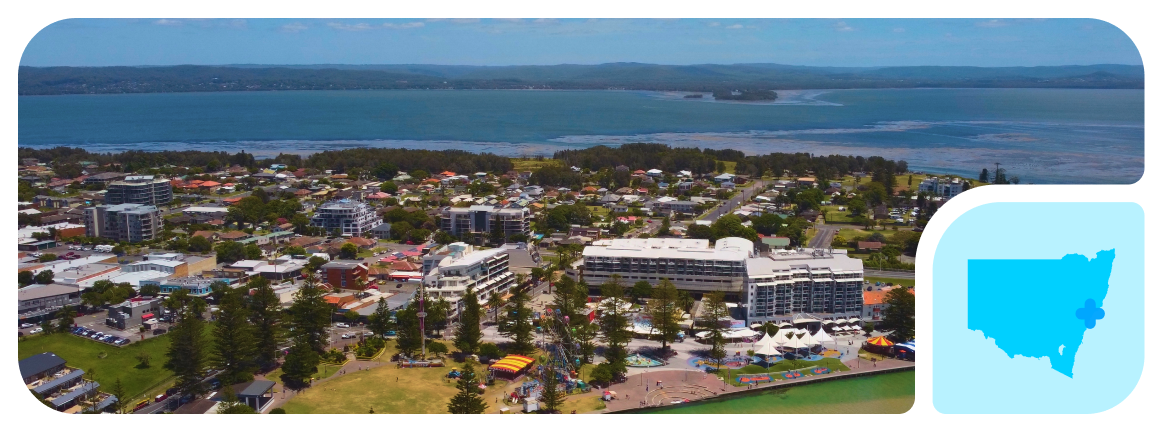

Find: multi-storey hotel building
422;242;516;319
440;205;531;240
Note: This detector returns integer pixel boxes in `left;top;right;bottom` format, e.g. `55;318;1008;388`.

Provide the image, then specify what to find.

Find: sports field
18;333;174;400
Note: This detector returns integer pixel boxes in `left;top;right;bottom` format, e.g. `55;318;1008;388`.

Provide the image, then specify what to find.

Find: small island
683;93;705;99
712;89;778;101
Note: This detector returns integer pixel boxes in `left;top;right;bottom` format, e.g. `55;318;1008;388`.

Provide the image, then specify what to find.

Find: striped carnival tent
865;336;894;346
489;355;536;374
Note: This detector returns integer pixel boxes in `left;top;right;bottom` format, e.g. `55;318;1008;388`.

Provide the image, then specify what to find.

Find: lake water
639;370;915;414
18;89;1143;184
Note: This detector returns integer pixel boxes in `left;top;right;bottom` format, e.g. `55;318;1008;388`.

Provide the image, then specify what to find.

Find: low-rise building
141;276;217;297
19;284;82;321
106;297;162;329
321;260;369;289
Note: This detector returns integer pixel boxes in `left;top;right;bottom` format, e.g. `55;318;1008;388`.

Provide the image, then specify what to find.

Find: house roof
863;287;914;305
231;380;276;397
19;352;66;380
218;231;250;240
857;241;884;249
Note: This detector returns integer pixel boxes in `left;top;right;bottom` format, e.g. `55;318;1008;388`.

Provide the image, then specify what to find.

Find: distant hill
18;63;1143;95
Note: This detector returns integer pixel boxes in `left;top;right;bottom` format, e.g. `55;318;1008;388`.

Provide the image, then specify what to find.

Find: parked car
116;339;129;346
155;394;168;403
363;331;374;337
336;323;350;328
20;323;34;328
341;333;354;339
30;328;43;334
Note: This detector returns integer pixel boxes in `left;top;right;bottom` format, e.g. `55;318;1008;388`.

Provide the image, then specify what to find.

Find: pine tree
368;298;393;339
646;279;682;350
598;276;632;375
280;340;320;391
164;289;208;396
248;277;283;369
538;368;566;413
288;274;331;353
883;286;916;342
394;295;423;357
55;306;75;333
109;377;127;414
446;360;488;414
702;291;729;369
454;285;483;354
501;289;536;355
213;286;257;384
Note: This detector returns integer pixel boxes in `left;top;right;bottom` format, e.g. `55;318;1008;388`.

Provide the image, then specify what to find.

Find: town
16;144;951;414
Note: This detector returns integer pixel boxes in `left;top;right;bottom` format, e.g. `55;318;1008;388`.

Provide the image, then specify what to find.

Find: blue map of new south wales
968;249;1115;377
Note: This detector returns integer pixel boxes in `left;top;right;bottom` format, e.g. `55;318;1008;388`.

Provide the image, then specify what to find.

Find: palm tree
487;292;504;325
515;273;527;291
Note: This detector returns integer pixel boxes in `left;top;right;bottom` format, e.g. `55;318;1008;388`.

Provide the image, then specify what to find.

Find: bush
269;408;286;414
355;337;386;358
324;348;347;363
478;342;503;360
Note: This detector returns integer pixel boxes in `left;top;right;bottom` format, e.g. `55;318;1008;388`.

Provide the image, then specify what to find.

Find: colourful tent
489;355;535;373
866;336;894;346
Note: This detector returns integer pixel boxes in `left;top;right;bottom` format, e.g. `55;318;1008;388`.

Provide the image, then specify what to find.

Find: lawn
720;161;737;174
715;358;851;386
587;206;610;219
265;362;344;388
823;206;857;223
561;394;607;413
864;276;916;288
280;343;512;414
837;228;872;241
510;158;563;172
18;332;175;401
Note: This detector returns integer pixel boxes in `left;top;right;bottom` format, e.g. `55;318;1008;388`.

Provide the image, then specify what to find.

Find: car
341;333;354;339
384;330;397;337
72;327;84;334
155;393;168;403
363;331;374;336
91;332;104;339
30;328;43;334
20;323;34;329
335;323;350;328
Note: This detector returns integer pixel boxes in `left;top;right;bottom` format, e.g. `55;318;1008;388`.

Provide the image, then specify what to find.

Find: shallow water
639;370;915;414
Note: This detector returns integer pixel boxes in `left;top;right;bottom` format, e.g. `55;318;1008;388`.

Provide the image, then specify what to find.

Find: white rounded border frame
2;0;1153;430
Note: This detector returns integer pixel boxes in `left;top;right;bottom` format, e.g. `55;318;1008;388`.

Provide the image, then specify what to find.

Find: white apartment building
578;237;753;293
574;237;865;324
105;175;173;206
919;177;965;198
421;242;516;318
84;204;162;243
310;199;378;237
745;249;864;323
440;205;531;240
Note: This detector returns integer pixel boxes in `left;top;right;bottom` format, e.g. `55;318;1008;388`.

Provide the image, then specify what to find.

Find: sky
19;18;1142;67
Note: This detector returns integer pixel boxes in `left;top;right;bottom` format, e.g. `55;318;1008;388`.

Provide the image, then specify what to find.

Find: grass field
837;228;872;241
561;394;607;413
720;161;737;174
823;205;857;223
281;344;511;414
265;362;344;388
510;158;563;172
716;358;851;386
18;333;175;400
588;206;610;220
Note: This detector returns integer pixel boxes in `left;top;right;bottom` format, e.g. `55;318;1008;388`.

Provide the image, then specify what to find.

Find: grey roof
18;284;79;302
51;381;100;408
19;352;66;380
173;399;217;414
32;368;84;395
232;380;276;397
321;260;367;270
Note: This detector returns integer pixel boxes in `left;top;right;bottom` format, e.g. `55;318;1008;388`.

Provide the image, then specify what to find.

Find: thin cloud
223;19;247;29
893;27;906;33
280;22;308;33
976;19;1008;28
383;22;424;29
726;24;744;30
153;19;182;26
532;18;559;25
327;22;373;31
708;22;721;27
834;21;855;32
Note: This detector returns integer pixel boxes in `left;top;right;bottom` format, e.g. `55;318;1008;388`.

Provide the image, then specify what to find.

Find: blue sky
20;18;1142;67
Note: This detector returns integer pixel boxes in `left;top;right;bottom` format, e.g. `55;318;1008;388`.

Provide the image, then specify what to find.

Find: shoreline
604;365;911;416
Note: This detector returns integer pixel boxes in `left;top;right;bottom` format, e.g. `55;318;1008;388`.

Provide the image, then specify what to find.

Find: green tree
655;216;671;236
280;341;319;391
339;243;359;260
368;298;393;338
18;270;34;287
427;340;449;357
213;286;257;384
188;235;212;253
34;270;55;285
630;281;652;304
55;306;75;333
248;277;283;369
394;297;423;357
538;368;566;413
646;279;682;350
979;169;990;183
109;377;127;413
283;246;307;256
500;289;536;355
489;215;506;245
882;286;916;342
701;291;729;370
244;243;263;260
598;275;632;375
486;291;504;325
305;256;328;273
164;289;209;397
589;363;614;386
214;241;246;264
446;360;488;414
216;383;258;414
288;274;332;353
139;284;161;297
454;285;483;355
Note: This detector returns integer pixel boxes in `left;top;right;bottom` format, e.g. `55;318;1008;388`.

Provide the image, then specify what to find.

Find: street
699;179;769;221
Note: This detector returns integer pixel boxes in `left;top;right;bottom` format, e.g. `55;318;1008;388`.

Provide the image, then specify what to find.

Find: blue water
18;88;1143;184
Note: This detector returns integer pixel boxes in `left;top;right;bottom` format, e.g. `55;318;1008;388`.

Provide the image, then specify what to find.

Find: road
808;225;838;249
863;269;916;278
699;180;769;221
